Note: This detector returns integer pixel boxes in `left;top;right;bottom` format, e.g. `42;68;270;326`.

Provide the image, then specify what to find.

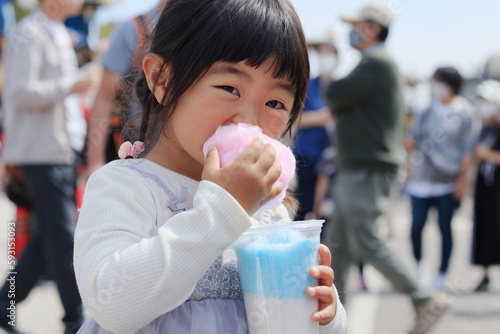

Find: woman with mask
472;79;500;292
404;67;480;290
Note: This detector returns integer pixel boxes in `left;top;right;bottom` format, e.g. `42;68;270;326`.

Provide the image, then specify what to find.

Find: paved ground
0;190;499;334
344;194;500;334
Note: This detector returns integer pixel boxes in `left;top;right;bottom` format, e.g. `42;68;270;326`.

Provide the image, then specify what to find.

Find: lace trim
123;165;190;212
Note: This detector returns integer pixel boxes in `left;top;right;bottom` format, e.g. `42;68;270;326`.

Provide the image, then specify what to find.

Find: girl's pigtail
118;73;155;160
136;73;152;144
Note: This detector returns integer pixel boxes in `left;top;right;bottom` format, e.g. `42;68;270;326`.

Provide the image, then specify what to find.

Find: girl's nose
231;104;260;126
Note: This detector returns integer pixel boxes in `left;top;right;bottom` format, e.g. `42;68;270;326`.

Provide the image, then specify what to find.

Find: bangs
214;0;308;87
153;0;308;90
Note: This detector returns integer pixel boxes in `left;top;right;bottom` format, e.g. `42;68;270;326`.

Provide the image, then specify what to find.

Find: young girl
74;0;346;333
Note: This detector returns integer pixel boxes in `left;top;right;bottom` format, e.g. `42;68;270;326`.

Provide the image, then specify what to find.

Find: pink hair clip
118;141;145;159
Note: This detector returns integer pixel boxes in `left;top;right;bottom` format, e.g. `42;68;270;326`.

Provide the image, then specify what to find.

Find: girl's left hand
306;244;337;325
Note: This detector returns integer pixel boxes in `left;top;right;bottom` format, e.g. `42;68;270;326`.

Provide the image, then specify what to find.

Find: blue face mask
349;30;364;48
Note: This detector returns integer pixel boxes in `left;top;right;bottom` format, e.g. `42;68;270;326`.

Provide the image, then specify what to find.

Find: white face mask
318;53;337;77
477;100;499;120
431;80;452;102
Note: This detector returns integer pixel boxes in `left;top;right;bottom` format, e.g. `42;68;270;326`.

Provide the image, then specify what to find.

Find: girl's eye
266;100;286;110
218;85;239;96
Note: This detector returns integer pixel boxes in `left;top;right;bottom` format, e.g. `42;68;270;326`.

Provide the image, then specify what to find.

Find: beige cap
340;2;394;28
476;80;500;105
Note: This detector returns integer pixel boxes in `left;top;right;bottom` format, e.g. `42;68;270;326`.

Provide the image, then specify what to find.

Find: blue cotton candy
235;230;318;299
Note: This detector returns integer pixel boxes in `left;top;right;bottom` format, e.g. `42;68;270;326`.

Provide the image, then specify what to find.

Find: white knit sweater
74;159;346;333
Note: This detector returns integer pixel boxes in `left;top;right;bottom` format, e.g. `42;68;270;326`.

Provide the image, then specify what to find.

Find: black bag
6;178;33;210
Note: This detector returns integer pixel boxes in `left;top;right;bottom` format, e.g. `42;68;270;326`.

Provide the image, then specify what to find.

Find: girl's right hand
202;138;283;216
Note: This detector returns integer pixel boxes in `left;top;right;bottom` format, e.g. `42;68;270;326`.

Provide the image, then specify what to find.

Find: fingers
310;264;334;288
308;245;337;325
230;138;282;197
317;244;332;267
202;146;237;191
204;145;220;170
262;152;282;197
306;286;334;303
256;143;277;170
238;138;279;174
258;145;283;202
306;285;336;325
237;138;265;163
202;137;283;215
267;179;283;200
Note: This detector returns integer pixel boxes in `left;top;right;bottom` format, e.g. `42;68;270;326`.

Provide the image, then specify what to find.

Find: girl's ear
143;53;169;105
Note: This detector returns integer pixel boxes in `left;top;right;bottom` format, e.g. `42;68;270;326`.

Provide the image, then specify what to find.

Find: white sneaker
409;293;450;334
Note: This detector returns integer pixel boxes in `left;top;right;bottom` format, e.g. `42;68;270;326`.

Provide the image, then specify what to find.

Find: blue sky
102;0;500;80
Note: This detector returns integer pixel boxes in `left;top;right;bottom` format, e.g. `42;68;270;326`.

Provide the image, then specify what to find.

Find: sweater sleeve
74;165;251;333
320;289;347;334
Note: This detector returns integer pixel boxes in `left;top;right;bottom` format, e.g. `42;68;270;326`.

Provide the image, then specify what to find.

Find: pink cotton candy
203;123;296;212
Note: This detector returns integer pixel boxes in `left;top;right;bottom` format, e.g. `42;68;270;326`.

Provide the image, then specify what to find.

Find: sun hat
340;2;394;28
476;79;500;105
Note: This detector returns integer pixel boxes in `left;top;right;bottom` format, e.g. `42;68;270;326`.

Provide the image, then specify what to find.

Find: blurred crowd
0;1;499;334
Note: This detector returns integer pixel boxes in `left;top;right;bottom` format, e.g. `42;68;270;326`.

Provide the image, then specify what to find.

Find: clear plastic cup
234;219;325;334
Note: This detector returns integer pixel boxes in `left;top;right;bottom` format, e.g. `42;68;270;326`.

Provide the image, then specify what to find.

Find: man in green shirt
322;3;448;333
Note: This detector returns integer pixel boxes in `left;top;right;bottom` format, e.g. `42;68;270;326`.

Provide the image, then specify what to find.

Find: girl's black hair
433;66;463;95
135;0;310;149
